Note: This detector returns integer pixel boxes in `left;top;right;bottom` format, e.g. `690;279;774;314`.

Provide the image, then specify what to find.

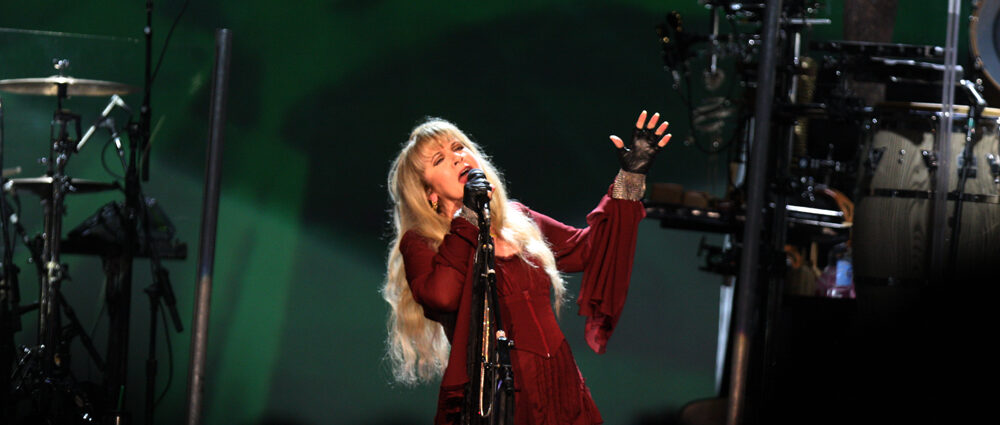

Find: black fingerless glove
463;169;492;213
616;127;663;175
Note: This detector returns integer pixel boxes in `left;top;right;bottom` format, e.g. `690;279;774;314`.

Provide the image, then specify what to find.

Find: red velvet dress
400;189;644;425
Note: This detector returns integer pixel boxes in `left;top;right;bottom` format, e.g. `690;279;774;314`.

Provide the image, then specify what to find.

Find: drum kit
0;59;185;423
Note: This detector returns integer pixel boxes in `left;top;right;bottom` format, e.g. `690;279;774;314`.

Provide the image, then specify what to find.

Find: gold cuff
457;206;480;227
611;169;646;201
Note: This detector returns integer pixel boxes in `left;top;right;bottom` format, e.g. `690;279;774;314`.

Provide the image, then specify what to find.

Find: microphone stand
464;202;514;425
95;106;183;425
141;0;153;182
95;107;183;425
947;80;987;276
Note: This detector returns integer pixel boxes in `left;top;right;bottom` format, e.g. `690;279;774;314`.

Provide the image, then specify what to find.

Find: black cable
155;300;173;408
101;137;126;180
88;301;107;345
150;0;192;85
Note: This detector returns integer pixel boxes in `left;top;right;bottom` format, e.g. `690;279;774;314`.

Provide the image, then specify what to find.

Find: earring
430;199;439;211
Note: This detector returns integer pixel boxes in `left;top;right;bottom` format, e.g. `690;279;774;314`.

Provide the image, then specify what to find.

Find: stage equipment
853;102;1000;283
1;3;192;423
0;58;187;425
972;0;1000;96
726;2;782;423
646;0;994;423
461;170;514;425
0;94;17;423
0;76;136;97
0;58;119;423
185;28;231;425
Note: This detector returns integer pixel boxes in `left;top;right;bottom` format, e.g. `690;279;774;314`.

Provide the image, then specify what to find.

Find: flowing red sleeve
520;187;645;354
400;218;479;315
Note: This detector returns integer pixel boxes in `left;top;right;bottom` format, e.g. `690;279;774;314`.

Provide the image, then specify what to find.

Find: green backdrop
0;1;972;423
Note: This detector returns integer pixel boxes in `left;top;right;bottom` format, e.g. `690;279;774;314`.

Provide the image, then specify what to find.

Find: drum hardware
4;177;120;197
0;56;181;423
986;153;1000;183
77;94;131;153
866;147;885;171
956;153;977;178
811;40;945;59
959;78;989;108
0;93;18;424
0;5;186;424
872;57;961;76
3;84;102;422
3;5;185;422
0;76;136;98
855;101;1000;280
656;2;999;423
946;100;986;276
698;236;739;276
2;166;21;178
793;156;853;174
867;188;1000;204
921;150;938;170
970;0;1000;96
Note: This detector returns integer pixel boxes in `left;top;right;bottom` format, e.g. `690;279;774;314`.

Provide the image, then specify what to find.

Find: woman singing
382;111;671;424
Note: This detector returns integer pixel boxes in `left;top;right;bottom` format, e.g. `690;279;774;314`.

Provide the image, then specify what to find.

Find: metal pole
0;96;12;422
929;0;962;278
185;28;231;425
726;1;782;424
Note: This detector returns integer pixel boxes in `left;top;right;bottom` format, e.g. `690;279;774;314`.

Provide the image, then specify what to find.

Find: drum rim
971;0;1000;94
875;101;1000;119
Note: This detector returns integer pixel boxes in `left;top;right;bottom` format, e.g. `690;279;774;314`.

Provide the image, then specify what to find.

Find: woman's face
421;137;481;205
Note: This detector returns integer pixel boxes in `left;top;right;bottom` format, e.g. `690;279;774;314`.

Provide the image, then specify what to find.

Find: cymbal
0;76;136;97
3;176;120;197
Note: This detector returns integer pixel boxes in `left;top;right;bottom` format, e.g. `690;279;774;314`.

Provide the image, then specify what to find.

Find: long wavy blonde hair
382;118;566;385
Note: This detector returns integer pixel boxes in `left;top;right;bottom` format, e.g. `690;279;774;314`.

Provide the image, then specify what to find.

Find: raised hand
609;110;671;175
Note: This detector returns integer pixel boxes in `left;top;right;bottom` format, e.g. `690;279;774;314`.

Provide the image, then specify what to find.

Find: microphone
959;79;987;108
465;168;491;214
77;94;131;152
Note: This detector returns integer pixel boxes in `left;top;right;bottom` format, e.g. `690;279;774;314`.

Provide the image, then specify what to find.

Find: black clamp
987;153;1000;184
867;147;886;173
921;150;938;171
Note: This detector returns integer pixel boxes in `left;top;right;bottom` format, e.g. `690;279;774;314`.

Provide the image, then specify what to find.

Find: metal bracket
987;153;1000;184
957;154;978;179
921;150;938;170
867;147;886;173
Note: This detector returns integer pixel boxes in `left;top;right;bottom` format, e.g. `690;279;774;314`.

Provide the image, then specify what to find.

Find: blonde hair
381;118;566;385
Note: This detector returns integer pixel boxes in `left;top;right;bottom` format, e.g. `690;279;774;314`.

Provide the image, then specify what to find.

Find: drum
853;102;1000;282
972;0;1000;104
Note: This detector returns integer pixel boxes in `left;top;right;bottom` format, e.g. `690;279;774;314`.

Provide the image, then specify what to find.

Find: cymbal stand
38;81;81;378
6;76;100;421
0;95;21;421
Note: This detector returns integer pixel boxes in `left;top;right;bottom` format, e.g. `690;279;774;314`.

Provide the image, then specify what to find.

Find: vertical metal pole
929;0;962;279
726;1;782;424
0;96;11;421
141;0;153;181
185;28;231;425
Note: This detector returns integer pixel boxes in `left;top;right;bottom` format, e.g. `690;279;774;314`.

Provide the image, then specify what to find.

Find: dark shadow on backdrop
279;5;669;247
